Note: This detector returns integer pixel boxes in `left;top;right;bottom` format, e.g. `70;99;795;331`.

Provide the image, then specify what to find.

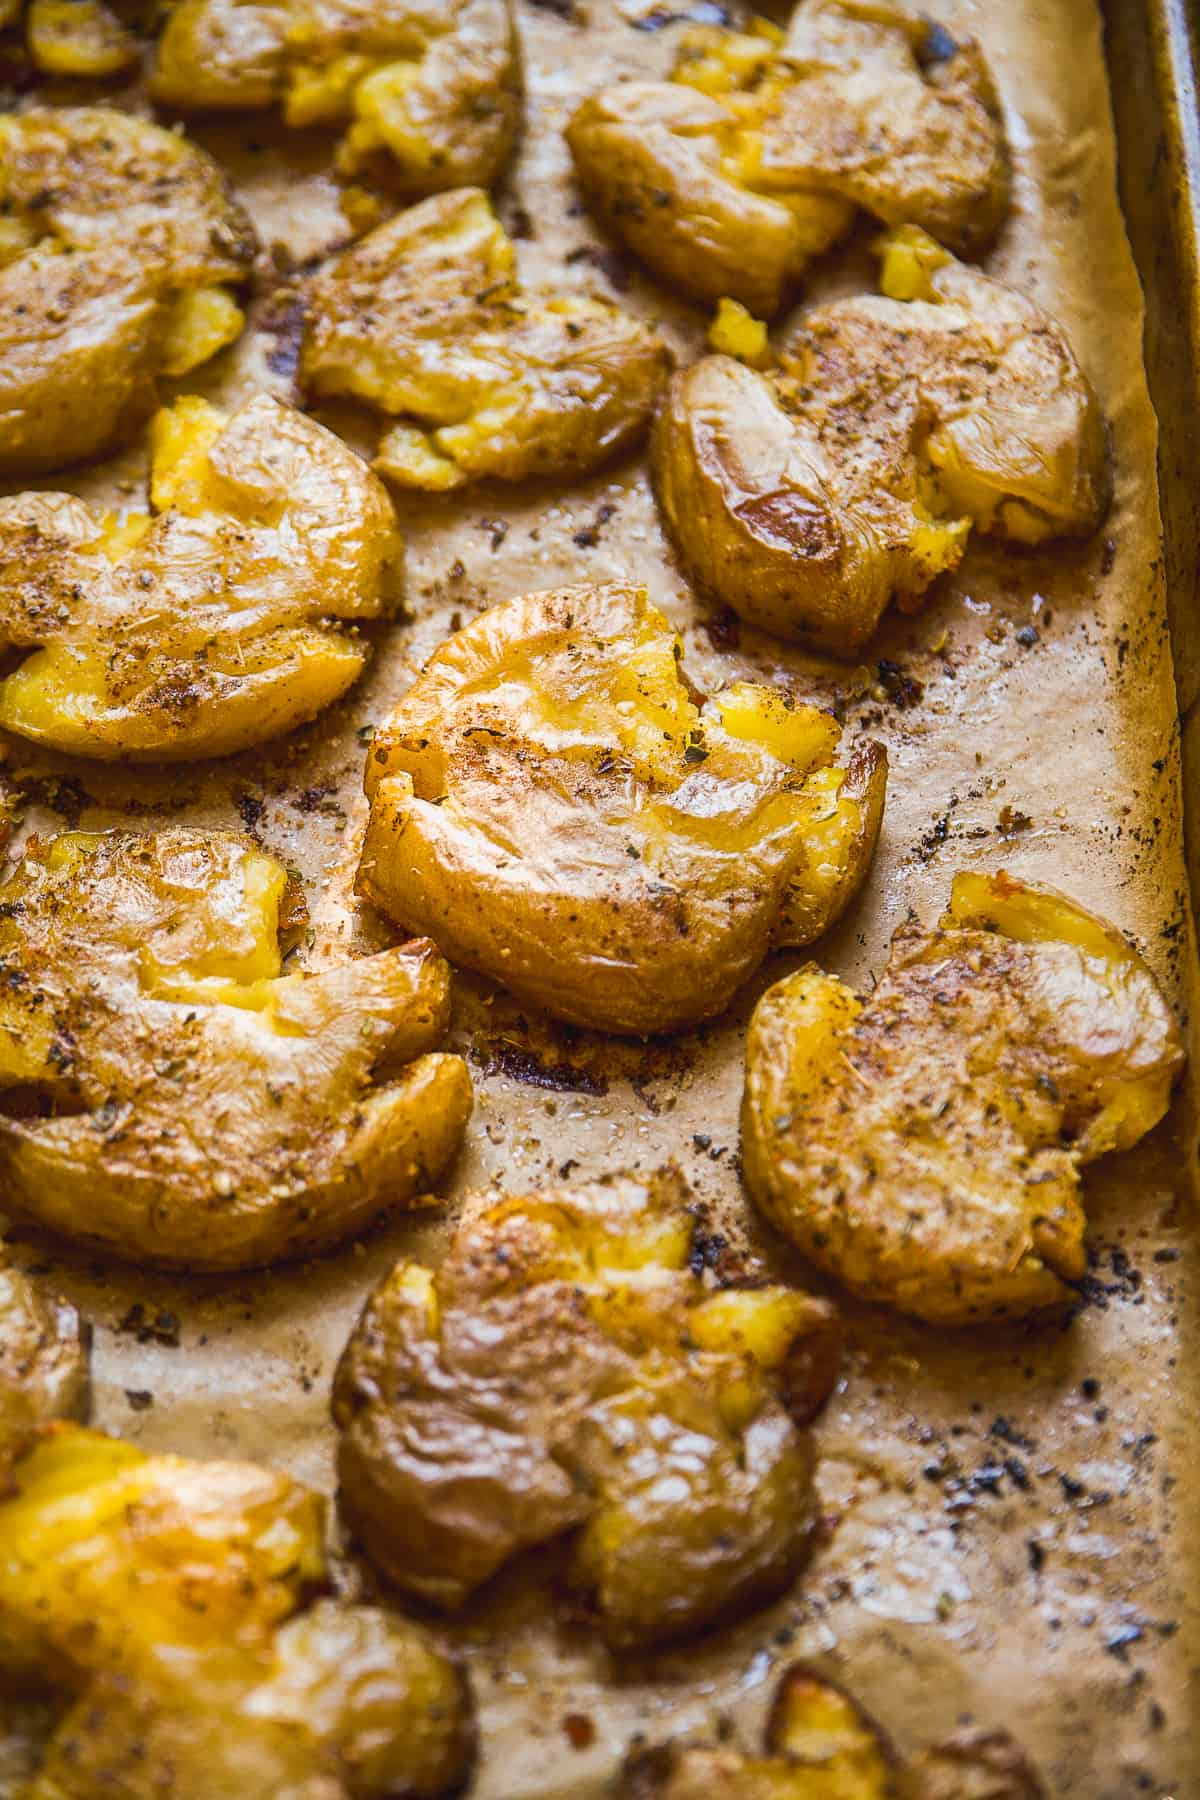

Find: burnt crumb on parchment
565;243;632;291
701;606;742;651
874;658;925;709
234;787;266;839
115;1303;182;1347
16;772;91;828
472;1039;609;1095
573;501;618;548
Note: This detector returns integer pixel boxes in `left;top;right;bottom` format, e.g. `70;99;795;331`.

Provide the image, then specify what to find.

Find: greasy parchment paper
1;0;1198;1794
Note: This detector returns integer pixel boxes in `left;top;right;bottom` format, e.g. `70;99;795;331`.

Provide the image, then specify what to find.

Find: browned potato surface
6;0;140;76
0;1267;89;1479
358;582;886;1035
300;187;669;491
0;1423;475;1798
742;871;1184;1324
653;228;1110;657
152;0;520;194
0;829;472;1269
567;1;1008;315
0;392;403;761
0;108;255;477
333;1164;840;1649
619;1662;1045;1798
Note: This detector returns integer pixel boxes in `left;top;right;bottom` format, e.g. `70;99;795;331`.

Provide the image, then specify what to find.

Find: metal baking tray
1;1;1198;1794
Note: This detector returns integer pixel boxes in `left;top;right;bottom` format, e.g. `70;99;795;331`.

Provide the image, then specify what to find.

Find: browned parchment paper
1;0;1198;1794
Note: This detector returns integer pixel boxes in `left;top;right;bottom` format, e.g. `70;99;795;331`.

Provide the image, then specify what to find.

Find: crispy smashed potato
620;1662;1045;1798
742;871;1184;1324
152;0;519;194
567;0;1008;314
358;582;886;1035
0;1423;475;1799
16;0;140;75
654;228;1110;656
0;1267;88;1479
301;187;669;491
0;829;472;1270
0;392;403;761
0;108;255;477
333;1164;840;1649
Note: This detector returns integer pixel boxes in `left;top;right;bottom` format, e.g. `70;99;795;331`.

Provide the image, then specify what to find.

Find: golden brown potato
151;0;520;194
0;108;255;477
333;1164;840;1650
653;228;1111;657
619;1662;1045;1799
0;829;472;1270
0;1423;475;1799
0;1266;89;1480
0;392;403;761
566;1;1008;315
300;187;669;491
742;871;1184;1325
358;582;886;1035
13;0;140;76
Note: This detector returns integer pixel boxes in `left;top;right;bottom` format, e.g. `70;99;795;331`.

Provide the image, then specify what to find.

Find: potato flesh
0;829;472;1269
618;1663;1044;1799
359;582;886;1034
0;1427;474;1800
301;188;669;491
652;229;1110;656
152;0;520;194
333;1164;839;1648
0;391;403;761
0;108;254;476
741;873;1184;1323
567;0;1008;314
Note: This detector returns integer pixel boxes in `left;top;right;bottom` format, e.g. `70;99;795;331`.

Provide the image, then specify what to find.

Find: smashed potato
0;1424;475;1799
0;108;255;477
0;1267;88;1478
358;582;886;1035
152;0;519;194
0;392;403;761
620;1662;1045;1798
567;0;1008;315
0;829;472;1270
301;187;669;491
333;1164;840;1649
17;0;140;76
742;872;1183;1324
653;228;1110;656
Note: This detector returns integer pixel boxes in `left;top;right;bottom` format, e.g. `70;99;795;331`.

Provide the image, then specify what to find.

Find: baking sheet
2;0;1198;1793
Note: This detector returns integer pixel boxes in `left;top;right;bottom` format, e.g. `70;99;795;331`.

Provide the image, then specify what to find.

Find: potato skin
0;1267;89;1480
0;829;472;1270
567;0;1008;313
333;1164;840;1649
653;238;1111;657
301;187;668;491
617;1663;1044;1799
0;392;403;761
566;82;846;320
0;109;254;477
358;582;886;1035
152;0;520;195
742;872;1184;1324
0;1425;476;1799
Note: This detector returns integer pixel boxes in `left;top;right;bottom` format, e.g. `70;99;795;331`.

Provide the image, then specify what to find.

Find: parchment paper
1;1;1197;1794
